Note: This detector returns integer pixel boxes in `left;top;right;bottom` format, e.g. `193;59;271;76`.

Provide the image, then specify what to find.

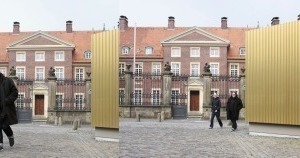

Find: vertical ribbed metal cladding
246;21;300;125
91;30;119;128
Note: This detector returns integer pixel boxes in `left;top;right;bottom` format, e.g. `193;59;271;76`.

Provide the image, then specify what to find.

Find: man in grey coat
0;72;18;151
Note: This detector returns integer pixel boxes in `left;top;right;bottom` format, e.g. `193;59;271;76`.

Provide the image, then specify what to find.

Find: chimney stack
13;22;20;34
66;20;73;33
298;14;300;21
119;15;128;31
221;17;228;29
271;17;279;26
168;16;175;29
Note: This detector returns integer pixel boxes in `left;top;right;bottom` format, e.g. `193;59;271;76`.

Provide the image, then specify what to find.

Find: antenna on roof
103;23;106;31
257;21;260;28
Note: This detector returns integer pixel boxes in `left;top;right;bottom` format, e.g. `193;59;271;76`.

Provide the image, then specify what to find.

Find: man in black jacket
209;93;223;129
0;72;18;151
226;92;243;132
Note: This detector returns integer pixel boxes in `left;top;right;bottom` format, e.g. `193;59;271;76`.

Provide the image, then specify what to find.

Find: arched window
121;46;130;54
84;50;91;59
145;46;153;55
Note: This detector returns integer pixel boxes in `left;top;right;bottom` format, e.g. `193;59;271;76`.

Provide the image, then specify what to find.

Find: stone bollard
58;117;63;126
77;118;81;128
136;113;140;122
161;111;165;121
54;116;58;126
157;113;161;122
72;119;78;130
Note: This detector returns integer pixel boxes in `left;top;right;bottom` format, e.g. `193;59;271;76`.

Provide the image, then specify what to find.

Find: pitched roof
0;30;101;62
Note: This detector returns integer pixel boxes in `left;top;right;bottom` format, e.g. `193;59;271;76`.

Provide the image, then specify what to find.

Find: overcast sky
0;0;299;32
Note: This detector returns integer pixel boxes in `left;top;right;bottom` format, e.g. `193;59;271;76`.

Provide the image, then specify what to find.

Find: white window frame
0;67;7;76
74;93;85;110
190;62;200;77
145;47;153;55
55;51;65;61
134;88;143;105
84;50;91;59
56;93;64;109
16;51;26;62
54;66;64;80
35;51;45;62
210;47;220;57
190;47;200;57
75;67;85;81
16;66;26;80
152;62;161;76
239;47;246;56
171;47;181;57
210;62;220;76
121;46;130;54
17;92;25;108
229;89;239;96
35;67;45;81
171;62;181;76
151;88;161;105
135;62;143;77
119;88;125;105
171;88;180;105
230;63;239;77
119;62;126;75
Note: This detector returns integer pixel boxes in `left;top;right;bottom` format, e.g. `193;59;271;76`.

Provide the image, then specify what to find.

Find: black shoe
8;136;14;147
231;128;236;132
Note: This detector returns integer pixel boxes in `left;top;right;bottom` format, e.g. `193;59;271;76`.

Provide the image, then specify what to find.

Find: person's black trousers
230;118;237;130
210;111;223;128
0;118;14;144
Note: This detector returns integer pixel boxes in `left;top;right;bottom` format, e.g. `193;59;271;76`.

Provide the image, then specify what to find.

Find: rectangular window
119;62;125;75
75;68;84;81
171;47;181;57
134;89;142;105
171;89;180;105
16;52;26;62
190;47;200;57
152;63;161;76
239;47;246;56
16;67;25;80
74;93;84;110
119;89;125;105
55;67;64;80
152;89;160;105
190;63;200;76
35;67;44;80
171;62;180;76
135;63;143;77
0;67;7;76
35;51;45;61
230;64;239;77
210;63;219;76
210;47;220;57
55;51;64;61
17;93;25;108
56;93;64;109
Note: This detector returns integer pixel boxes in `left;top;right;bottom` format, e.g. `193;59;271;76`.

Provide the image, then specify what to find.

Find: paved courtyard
120;118;300;158
0;123;118;157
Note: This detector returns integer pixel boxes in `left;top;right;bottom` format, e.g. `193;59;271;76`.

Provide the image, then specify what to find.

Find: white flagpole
133;22;136;104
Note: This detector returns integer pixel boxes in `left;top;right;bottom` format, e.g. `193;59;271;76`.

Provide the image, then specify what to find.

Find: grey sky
1;0;299;32
120;0;300;28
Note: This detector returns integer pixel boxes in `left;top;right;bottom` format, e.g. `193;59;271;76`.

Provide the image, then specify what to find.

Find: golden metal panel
246;21;300;125
91;30;119;128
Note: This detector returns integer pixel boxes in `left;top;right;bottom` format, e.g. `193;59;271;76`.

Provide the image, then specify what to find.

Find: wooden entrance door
190;91;199;111
35;95;44;115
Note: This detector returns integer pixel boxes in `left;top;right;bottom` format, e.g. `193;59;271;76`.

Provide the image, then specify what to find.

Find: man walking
0;72;18;151
226;92;243;132
209;93;223;129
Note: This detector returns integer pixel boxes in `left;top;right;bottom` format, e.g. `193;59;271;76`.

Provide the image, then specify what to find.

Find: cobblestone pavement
0;123;118;158
120;118;300;158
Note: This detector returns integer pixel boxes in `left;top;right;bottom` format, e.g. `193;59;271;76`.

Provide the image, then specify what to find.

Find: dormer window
122;46;130;54
239;47;246;56
84;50;91;59
145;47;153;55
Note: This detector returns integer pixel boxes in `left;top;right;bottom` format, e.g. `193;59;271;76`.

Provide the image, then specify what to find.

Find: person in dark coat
226;92;243;131
209;93;223;129
0;72;18;150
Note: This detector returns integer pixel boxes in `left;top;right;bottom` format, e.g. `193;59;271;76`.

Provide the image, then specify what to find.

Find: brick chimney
168;16;175;29
66;20;73;33
271;17;279;26
298;14;300;21
221;17;228;29
119;15;128;31
13;22;20;34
